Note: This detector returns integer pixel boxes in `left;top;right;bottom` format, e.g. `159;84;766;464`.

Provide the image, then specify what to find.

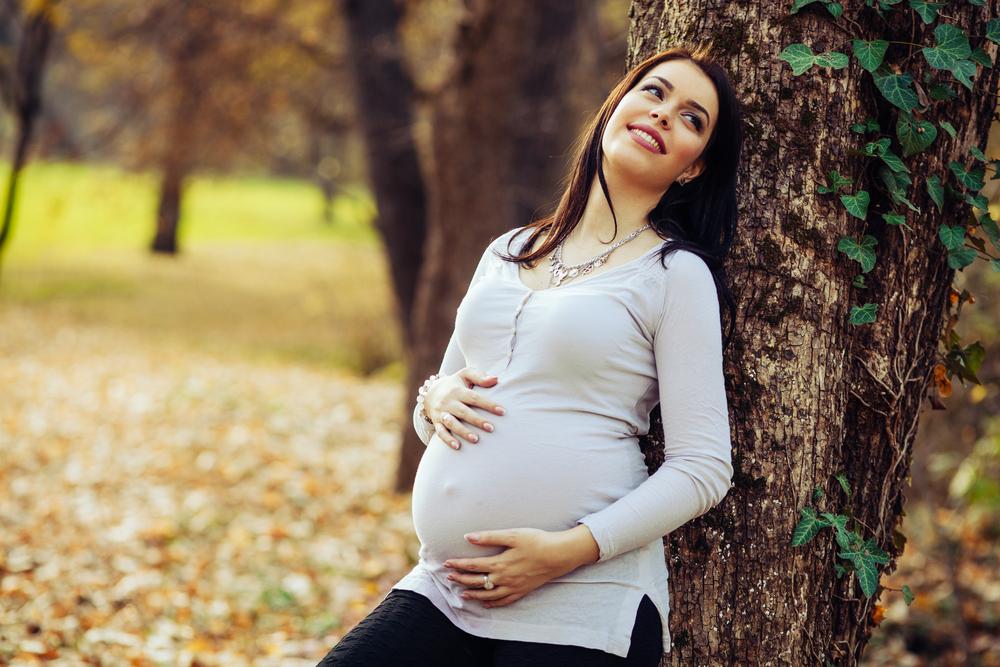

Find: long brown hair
495;44;743;350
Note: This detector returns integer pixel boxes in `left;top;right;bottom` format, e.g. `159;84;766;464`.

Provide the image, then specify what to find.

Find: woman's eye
642;85;703;131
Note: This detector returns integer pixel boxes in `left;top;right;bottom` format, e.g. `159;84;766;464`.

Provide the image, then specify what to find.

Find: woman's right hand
424;367;506;450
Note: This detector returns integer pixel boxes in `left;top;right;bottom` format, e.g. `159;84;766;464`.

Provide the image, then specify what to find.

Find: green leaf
872;68;920;111
815;51;850;69
840;190;871;219
834;563;848;579
950;59;976;91
962;192;989;212
970;47;993;67
991;259;1000;272
948;247;977;270
812;485;825;501
881;212;912;231
908;0;945;23
949;161;985;190
929;83;956;100
792;506;830;546
779;43;817;75
852;39;889;71
963;341;985;376
790;0;823;12
922;23;972;71
988;18;1000;44
938;224;965;250
837;235;878;273
825;2;844;18
970;146;987;162
835;472;852;497
978;212;1000;253
853;273;867;288
926;175;944;212
880;150;909;174
896;112;937;157
817;169;852;194
838;538;888;597
820;513;852;549
902;585;915;605
849;302;878;325
939;120;957;138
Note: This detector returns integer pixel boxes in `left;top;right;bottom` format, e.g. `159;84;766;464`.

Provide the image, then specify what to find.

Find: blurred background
0;0;996;664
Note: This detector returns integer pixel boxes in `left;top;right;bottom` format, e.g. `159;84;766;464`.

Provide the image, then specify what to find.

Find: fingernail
496;407;505;415
465;533;479;541
483;423;494;432
469;434;478;442
447;574;455;581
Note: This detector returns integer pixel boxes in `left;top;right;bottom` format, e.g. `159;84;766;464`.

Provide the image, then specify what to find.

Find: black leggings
316;588;663;667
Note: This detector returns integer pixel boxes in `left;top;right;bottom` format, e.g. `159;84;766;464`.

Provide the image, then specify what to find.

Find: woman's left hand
443;526;599;608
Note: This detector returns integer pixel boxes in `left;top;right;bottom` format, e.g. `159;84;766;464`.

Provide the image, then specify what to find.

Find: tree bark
342;0;427;347
627;1;1000;665
395;0;593;491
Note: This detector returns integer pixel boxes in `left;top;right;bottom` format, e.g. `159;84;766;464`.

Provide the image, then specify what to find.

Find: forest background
0;0;998;665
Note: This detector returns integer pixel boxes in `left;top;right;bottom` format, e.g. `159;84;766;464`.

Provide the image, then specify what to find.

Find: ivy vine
779;0;999;611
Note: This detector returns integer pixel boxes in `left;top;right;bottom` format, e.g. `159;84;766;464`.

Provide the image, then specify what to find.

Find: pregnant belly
410;413;638;565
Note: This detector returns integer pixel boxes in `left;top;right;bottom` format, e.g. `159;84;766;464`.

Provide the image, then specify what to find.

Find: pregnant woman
318;44;743;666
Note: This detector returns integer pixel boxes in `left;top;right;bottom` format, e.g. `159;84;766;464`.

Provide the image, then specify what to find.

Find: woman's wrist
558;524;601;569
416;373;440;424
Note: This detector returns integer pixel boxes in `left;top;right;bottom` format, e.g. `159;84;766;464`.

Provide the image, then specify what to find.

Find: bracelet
416;373;440;424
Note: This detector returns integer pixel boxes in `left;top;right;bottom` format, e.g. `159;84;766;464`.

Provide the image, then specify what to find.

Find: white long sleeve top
392;225;733;658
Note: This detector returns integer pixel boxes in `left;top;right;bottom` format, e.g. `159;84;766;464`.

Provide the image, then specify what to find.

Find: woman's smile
627;125;666;154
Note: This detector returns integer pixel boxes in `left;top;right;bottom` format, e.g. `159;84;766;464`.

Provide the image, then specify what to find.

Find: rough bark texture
626;1;1000;665
342;0;427;347
395;0;592;491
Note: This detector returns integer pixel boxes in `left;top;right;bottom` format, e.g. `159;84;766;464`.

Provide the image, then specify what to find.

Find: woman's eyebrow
645;76;711;124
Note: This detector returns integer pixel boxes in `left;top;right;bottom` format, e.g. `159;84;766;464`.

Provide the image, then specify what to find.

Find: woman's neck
573;172;661;246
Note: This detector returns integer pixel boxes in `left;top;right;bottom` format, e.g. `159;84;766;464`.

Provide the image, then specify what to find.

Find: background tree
0;0;58;279
625;0;1000;664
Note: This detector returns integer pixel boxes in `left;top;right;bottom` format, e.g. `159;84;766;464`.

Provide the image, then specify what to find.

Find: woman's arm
411;230;511;446
576;251;734;563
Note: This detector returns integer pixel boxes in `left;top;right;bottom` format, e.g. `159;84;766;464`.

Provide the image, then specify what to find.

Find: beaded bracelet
416;373;440;424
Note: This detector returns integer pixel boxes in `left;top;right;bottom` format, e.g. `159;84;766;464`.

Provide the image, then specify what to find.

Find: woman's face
601;59;719;194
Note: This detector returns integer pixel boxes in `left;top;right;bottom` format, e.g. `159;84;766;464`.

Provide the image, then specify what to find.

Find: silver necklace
548;223;652;287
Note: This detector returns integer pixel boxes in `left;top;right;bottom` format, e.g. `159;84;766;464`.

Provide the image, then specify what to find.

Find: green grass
0;161;404;378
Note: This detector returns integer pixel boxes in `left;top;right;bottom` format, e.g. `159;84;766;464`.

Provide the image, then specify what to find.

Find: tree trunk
627;1;1000;665
151;163;184;254
342;0;427;347
395;0;594;491
0;0;56;279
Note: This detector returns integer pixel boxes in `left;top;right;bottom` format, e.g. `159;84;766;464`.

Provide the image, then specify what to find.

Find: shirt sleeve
412;231;510;445
576;250;734;563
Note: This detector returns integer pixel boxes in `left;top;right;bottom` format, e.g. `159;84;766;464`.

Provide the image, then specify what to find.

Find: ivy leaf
825;2;844;18
902;585;915;605
970;146;987;162
938;224;965;250
849;303;878;325
950;59;976;91
929;83;956;100
880;150;908;173
817;169;852;194
779;43;819;75
864;137;891;157
881;212;912;231
835;563;848;579
838;538;888;597
922;23;972;71
949;161;985;190
852;39;889;71
837;235;878;273
812;485;825;501
963;341;985;377
988;18;1000;44
790;0;823;13
908;0;945;23
896;112;937;157
792;506;830;546
853;273;867;288
970;46;993;68
834;472;852;498
840;190;871;219
948;247;977;270
872;68;920;111
978;211;1000;253
926;175;944;212
814;51;850;69
939;120;957;138
820;513;853;549
961;192;989;212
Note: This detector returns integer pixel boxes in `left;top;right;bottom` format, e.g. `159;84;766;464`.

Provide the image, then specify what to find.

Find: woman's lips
628;128;664;154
